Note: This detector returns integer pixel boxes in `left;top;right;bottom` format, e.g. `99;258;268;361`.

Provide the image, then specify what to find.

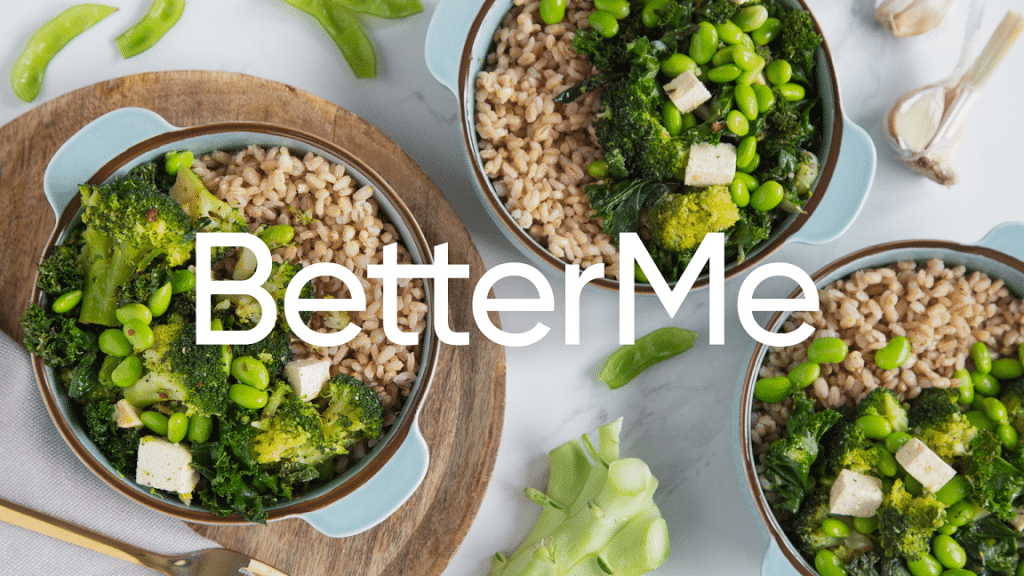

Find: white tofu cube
283;357;332;401
684;142;737;187
114;399;142;428
896;438;957;493
136;437;199;496
830;469;884;517
664;71;711;115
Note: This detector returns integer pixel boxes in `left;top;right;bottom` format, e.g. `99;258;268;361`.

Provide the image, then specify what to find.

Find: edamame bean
187;414;213;443
539;0;567;24
998;423;1019;449
942;569;976;576
99;328;133;357
737;152;760;173
712;46;736;67
932;534;966;569
707;64;742;83
140;411;169;436
123;320;155;351
735;84;758;121
589;10;619;37
52;290;83;314
946;500;974;526
115;0;186;58
148;282;172;317
754;376;791;403
991;357;1024;380
908;554;942;576
681;111;697;130
905;475;923;496
733;171;759;191
729;180;750;208
752;83;776;113
765;59;793;85
167;412;189;443
751;17;782;46
641;0;669;27
814;550;846;576
965;410;997;432
750;180;784;212
689;22;718;65
661;53;698;78
726;109;749;136
111;355;143;388
593;0;628;19
734;5;769;32
936;522;957;536
875;336;911;370
856;415;892;440
821;518;850;538
736;135;758;166
662;101;683;136
259;224;296;250
588;159;609;180
717;20;744;45
807;337;849;363
229;383;269;410
785;360;820;387
731;45;759;71
171;269;196;294
98;355;119;386
116;302;153;326
972;342;992;374
953;368;974;404
778;82;806;101
972;371;1000;396
852;515;878;534
877;446;899;477
984;397;1009;424
885;431;913;454
599;327;697;389
165;150;193;175
232;356;270;390
935;476;969;506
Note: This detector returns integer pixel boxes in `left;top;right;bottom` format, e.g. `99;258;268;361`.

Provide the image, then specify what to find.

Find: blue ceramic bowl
734;222;1024;575
31;107;439;537
426;0;876;294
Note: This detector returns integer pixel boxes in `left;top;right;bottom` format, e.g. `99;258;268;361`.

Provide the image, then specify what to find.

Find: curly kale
115;264;171;307
84;400;141;476
964;430;1024;523
763;392;842;514
36;239;85;296
232;328;294;379
954;515;1024;576
21;303;96;370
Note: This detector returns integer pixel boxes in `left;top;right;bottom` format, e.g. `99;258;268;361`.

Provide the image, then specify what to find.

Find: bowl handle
425;0;485;95
297;416;430;538
787;113;877;246
976;222;1024;261
762;538;804;576
42;107;177;218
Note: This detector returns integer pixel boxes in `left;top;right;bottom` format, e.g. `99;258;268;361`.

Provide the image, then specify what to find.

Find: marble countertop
2;0;1022;574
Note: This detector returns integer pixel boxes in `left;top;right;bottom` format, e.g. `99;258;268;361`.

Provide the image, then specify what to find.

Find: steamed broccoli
646;187;741;253
21;303;96;370
78;163;195;326
249;383;329;465
824;417;888;478
115;264;171;307
908;388;978;461
320;374;384;452
790;487;874;564
167;158;248;235
856;388;909;434
763;393;842;514
232;328;294;379
36;237;85;296
230;261;314;331
83;399;141;476
877;479;946;562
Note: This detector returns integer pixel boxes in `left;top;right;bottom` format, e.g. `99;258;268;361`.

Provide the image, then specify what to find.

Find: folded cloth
0;330;218;575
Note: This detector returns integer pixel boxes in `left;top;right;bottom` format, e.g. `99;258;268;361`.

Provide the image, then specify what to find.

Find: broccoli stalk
490;419;669;576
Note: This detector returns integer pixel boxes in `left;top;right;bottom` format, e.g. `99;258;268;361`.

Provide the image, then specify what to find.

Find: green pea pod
115;0;186;58
332;0;423;18
282;0;376;78
11;4;118;102
598;327;697;389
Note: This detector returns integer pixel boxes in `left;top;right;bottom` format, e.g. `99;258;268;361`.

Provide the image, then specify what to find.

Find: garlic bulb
876;0;953;37
886;10;1023;186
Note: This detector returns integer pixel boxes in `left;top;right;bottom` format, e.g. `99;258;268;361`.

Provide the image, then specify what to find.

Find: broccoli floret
249;383;329;465
21;303;96;370
83;399;141;476
115;264;171;307
167;158;248;236
646;187;741;253
856;388;909;434
231;261;314;331
907;388;960;429
824;418;887;478
790;487;874;564
232;328;294;379
78;164;195;326
964;429;1024;523
907;388;977;461
763;393;842;514
320;374;384;452
36;240;85;296
877;479;946;562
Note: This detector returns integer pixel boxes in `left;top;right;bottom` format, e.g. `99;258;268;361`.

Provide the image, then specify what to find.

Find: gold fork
0;496;289;576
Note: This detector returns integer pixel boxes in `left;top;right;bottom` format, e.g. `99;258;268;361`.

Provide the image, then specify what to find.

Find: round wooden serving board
0;71;505;576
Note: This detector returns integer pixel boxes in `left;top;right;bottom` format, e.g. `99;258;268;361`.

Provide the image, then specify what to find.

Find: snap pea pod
333;0;423;18
281;0;376;78
11;4;117;102
598;327;697;389
115;0;186;58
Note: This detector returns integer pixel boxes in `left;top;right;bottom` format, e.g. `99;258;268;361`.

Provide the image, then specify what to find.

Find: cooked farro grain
475;0;620;277
193;146;427;433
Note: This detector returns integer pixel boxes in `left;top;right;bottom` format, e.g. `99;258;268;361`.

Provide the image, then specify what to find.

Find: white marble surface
2;0;1023;574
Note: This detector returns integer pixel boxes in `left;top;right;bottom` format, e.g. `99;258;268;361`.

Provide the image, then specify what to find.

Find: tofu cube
896;438;957;493
114;399;143;428
284;357;333;401
664;71;711;115
136;437;199;496
830;469;884;517
684;142;737;187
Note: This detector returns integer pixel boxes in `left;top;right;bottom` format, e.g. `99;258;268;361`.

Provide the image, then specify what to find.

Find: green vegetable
170;269;195;294
334;0;423;18
279;0;378;78
689;21;719;64
734;5;768;31
116;303;153;326
123;319;155;351
647;187;740;253
36;240;86;297
763;393;841;513
877;479;946;562
10;4;117;102
111;355;143;388
539;0;566;24
187;414;213;443
167;412;189;443
857;388;910;433
972;371;1000;396
489;419;669;576
83;400;140;476
751;16;782;46
754;376;791;403
932;534;967;569
750;180;784;212
98;328;132;357
791;487;873;564
231;327;294;379
814;549;846;576
807;337;848;364
787;361;819;389
972;342;992;374
874;336;911;370
908;554;943;576
597;327;696;389
140;410;170;435
232;356;271;390
659;53;696;77
52;290;84;314
765;59;793;85
907;388;977;461
229;383;269;410
258;224;296;250
855;414;892;440
147;282;172;317
992;357;1024;380
594;0;629;20
115;0;185;58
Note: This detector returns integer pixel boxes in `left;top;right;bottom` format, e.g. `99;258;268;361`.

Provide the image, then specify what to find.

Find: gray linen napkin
0;330;218;575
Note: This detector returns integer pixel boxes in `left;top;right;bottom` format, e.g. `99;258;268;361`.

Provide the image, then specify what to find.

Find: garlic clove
875;0;953;37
